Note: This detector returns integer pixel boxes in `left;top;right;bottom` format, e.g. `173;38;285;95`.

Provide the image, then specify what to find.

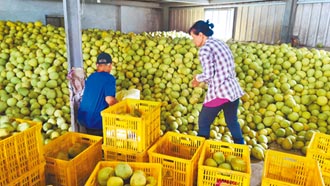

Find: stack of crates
85;161;163;186
101;98;161;162
262;149;324;186
148;131;205;186
198;140;251;186
307;132;330;185
0;118;45;186
43;132;102;186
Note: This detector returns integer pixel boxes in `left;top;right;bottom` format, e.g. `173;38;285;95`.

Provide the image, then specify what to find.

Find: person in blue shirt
78;52;117;136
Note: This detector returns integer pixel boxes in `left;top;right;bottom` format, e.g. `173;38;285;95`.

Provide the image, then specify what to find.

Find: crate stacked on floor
306;132;330;185
101;98;161;162
148;131;206;186
262;149;324;186
43;132;102;186
0;118;45;186
197;140;251;186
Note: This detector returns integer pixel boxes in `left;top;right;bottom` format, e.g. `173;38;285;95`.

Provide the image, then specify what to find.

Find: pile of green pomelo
1;20;330;160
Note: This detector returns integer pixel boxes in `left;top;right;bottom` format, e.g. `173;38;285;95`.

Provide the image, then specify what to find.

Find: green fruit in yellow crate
204;157;218;167
16;122;30;132
98;167;115;186
68;143;88;158
213;151;225;164
218;162;232;170
130;170;147;186
115;163;133;180
107;176;124;186
230;157;247;172
146;176;157;186
225;155;236;164
56;151;69;161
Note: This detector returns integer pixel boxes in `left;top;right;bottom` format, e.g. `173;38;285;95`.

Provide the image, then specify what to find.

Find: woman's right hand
192;75;199;87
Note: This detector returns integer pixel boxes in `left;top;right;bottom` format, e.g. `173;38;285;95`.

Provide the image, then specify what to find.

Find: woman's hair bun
206;20;214;29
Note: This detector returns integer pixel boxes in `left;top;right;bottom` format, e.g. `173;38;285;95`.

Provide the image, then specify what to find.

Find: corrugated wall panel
205;8;235;41
234;3;285;44
169;7;204;32
294;2;330;47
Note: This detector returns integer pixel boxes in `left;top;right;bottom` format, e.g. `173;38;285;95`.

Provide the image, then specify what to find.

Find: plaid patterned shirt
196;37;244;103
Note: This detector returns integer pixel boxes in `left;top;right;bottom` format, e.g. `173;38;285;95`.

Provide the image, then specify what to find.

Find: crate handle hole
283;157;298;163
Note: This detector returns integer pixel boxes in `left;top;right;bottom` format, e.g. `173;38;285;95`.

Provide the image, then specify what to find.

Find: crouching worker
78;52;117;136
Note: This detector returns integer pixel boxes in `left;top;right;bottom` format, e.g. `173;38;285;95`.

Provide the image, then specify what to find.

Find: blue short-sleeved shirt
78;72;116;130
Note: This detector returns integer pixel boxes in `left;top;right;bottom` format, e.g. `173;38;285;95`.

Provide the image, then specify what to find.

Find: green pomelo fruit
146;176;157;186
225;155;237;164
115;163;133;180
107;176;124;186
281;138;293;150
0;128;10;138
251;146;264;160
130;171;147;186
98;167;115;186
213;151;225;164
204;157;218;167
218;162;232;170
56;151;69;161
230;157;247;172
16;122;30;132
68;143;88;158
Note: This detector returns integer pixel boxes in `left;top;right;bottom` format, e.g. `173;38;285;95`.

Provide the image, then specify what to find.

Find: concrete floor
250;159;264;186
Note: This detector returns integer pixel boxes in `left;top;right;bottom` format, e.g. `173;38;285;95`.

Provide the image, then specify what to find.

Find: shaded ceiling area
40;0;282;8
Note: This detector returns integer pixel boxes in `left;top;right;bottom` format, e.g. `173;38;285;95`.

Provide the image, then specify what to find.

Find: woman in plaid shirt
189;20;245;144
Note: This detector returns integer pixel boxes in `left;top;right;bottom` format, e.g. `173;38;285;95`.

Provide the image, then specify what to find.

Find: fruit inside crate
85;161;162;186
0;118;44;185
44;132;102;186
148;132;205;186
198;140;251;186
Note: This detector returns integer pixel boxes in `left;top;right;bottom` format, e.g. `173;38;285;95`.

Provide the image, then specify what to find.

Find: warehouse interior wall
0;0;162;33
0;0;63;24
169;7;204;33
169;0;330;48
121;6;162;33
294;2;330;48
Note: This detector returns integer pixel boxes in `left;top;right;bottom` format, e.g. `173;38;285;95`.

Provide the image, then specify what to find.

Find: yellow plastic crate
103;145;149;162
0;118;44;186
101;98;161;153
308;132;330;153
43;132;102;186
85;161;162;186
7;163;45;186
262;150;324;186
307;149;330;186
148;131;205;186
197;140;251;186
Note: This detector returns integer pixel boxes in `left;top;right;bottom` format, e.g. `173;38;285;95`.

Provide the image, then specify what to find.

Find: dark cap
96;52;112;64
